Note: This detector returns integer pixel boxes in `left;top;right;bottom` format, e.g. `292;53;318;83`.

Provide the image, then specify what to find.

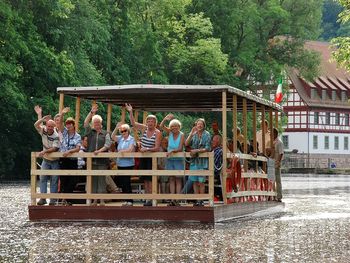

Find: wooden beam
59;93;64;113
242;98;248;171
269;108;274;149
252;102;257;152
134;110;139;141
121;107;126;124
275;110;279;128
107;103;112;132
86;157;92;205
31;152;37;205
143;111;148;125
208;153;214;207
261;106;266;155
152;157;158;206
253;102;257;171
232;95;237;153
75;97;81;132
222;91;227;204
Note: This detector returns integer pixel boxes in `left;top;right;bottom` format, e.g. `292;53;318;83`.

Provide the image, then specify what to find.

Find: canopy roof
57;84;282;112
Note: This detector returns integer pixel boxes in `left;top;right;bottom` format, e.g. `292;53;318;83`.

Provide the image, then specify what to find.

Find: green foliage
0;0;323;179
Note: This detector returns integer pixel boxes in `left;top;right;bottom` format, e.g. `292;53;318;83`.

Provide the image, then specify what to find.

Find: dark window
325;136;329;149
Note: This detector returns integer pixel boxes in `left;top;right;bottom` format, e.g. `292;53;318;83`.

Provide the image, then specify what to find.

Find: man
212;135;223;201
256;120;271;153
34;111;60;205
84;104;111;206
269;128;284;202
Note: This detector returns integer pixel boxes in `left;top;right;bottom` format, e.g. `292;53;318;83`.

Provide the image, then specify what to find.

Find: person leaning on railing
125;103;161;206
111;122;136;206
185;118;211;207
58;107;81;206
83;104;111;206
33;107;60;206
160;114;185;206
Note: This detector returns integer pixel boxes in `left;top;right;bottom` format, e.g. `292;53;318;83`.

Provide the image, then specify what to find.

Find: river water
1;175;350;262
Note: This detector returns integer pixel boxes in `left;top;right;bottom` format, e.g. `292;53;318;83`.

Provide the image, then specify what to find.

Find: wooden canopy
57;84;282;112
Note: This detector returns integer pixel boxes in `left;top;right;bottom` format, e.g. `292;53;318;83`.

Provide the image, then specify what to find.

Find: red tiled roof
290;41;350;109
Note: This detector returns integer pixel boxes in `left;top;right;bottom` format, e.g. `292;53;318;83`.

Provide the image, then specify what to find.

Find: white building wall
283;132;350;154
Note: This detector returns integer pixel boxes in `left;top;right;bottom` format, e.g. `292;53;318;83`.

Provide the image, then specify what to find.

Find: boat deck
28;201;284;224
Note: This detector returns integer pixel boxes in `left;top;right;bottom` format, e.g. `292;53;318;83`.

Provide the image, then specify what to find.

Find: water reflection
1;175;350;262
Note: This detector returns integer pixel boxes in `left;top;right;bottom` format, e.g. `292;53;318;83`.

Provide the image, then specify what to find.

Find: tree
331;0;350;71
190;0;322;88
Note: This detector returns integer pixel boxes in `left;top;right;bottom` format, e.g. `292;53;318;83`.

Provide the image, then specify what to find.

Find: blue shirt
189;130;211;169
167;132;184;160
59;128;81;152
116;135;135;167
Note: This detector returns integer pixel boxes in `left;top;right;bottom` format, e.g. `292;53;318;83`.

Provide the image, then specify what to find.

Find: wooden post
242;98;248;171
107;103;112;132
222;91;227;204
275;110;279;128
208;152;214;206
261;106;266;155
75;97;81;132
253;103;257;152
152;156;157;206
134;110;139;141
121;107;126;123
86;157;92;205
143;111;148;124
31;152;37;205
59;93;64;113
233;95;237;153
269;108;274;149
253;103;257;170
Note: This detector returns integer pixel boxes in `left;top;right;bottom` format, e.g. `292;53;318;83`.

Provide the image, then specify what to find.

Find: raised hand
91;104;98;114
190;126;198;135
125;103;133;112
165;113;174;121
43;115;52;122
116;121;123;129
61;107;70;114
34;105;42;115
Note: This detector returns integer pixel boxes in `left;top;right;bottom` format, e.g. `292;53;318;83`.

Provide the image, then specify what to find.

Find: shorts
166;159;184;171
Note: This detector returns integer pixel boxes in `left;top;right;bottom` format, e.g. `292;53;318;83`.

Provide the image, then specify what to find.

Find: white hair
120;123;131;132
92;114;103;123
146;114;157;125
169;119;182;129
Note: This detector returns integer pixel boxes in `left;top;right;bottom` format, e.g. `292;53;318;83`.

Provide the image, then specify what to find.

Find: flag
275;78;283;103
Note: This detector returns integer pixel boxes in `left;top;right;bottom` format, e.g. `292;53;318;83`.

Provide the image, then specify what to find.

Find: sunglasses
120;130;128;133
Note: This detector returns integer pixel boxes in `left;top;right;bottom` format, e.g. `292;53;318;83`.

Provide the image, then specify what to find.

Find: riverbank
282;167;350;175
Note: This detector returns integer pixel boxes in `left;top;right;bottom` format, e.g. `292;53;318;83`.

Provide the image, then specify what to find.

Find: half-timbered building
283;41;350;168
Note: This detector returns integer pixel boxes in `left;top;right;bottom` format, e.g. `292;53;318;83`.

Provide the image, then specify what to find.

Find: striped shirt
141;129;156;149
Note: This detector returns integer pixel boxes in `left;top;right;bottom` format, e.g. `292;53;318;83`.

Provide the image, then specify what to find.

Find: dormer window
332;90;337;101
322;90;327;100
311;88;316;99
341;91;347;102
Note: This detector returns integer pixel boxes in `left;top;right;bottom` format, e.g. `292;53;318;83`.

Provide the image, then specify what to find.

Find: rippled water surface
1;175;350;262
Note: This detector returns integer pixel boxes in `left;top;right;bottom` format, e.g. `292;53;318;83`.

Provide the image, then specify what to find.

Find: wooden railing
30;152;214;206
225;153;277;201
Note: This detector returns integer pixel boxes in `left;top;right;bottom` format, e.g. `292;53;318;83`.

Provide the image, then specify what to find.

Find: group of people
34;103;283;207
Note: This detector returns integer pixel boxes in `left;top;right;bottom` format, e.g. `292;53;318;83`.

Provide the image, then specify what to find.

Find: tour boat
29;84;284;223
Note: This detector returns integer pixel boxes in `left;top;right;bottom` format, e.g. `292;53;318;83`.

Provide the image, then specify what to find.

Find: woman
58;111;82;205
125;103;161;206
160;114;185;205
111;122;135;206
185;118;211;206
83;105;112;206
